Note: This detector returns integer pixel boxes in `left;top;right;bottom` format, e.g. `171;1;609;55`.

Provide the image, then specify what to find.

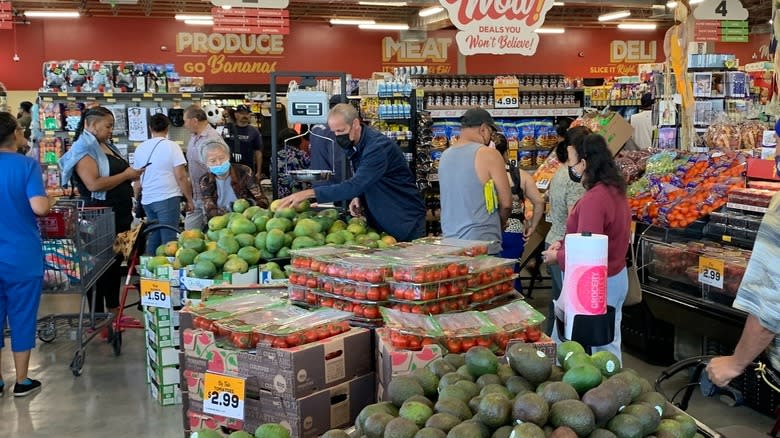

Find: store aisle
1;293;775;437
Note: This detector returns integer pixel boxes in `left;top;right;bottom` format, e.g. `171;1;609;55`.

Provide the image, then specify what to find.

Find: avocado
357;403;400;434
582;386;621;427
492;426;513;438
621;404;661;436
638;377;653;395
588;429;618;438
476;374;503;389
452;380;480;400
478;393;512;429
465;346;500;377
600;380;634;409
253;425;291;438
538;381;580;406
435;397;473;421
590;351;621;377
505;375;534;396
563;365;604;395
385;417;420;438
439;385;472;404
457;420;490;438
457;365;476;382
507;343;552;385
512;392;549;426
405;395;435;410
468;396;483;414
429;359;458;378
364;413;396;438
564;352;595;371
388;376;425;408
635;392;667;418
400;401;434;428
655;419;685;438
496;364;517;384
411;368;440;399
550;427;578;438
480;383;512;400
321;430;351;438
606;414;644;438
444;353;466;369
425;413;461;433
509;423;546;438
439;373;468;392
549;399;596;437
548;366;565;382
670;414;696;438
557;341;586;368
415;428;447;438
609;372;642;402
447;422;487;438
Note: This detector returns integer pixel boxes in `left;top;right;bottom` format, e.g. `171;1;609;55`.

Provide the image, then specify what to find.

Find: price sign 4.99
494;88;519;109
203;372;246;420
698;256;725;289
140;279;171;309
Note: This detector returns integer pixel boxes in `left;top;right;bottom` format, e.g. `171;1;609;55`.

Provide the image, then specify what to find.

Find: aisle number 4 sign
140;279;171;309
698;256;725;289
693;0;749;21
203;372;246;420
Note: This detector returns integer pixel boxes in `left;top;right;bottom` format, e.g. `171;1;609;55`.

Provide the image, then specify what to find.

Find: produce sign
439;0;556;56
628;150;747;228
140;278;171;309
698;256;725;289
203;372;245;420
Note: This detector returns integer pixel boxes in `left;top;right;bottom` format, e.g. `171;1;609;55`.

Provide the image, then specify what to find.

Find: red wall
0;17;772;90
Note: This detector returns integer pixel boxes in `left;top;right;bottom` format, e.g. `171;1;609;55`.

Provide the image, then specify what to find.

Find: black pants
88;253;122;313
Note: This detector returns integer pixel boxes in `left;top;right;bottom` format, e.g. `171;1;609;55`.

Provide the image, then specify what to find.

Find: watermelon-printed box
375;327;444;390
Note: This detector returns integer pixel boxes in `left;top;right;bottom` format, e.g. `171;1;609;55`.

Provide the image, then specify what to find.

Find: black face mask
335;133;353;150
568;165;583;183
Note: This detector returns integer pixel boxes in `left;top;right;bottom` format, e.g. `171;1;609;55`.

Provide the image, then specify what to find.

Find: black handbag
135;139;164;219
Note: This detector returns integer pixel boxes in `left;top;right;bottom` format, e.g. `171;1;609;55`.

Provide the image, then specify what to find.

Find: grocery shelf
38;91;203;101
725;202;768;214
426;107;583;118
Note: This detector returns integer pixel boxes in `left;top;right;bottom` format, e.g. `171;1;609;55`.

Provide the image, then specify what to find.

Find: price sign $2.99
203;372;245;420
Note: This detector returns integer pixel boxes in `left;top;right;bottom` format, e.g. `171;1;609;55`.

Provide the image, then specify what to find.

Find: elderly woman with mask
199;141;269;220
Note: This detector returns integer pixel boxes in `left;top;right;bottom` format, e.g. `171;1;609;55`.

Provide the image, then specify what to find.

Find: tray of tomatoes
380;307;442;348
390;257;470;282
252;308;353;349
469;290;523;311
307;291;384;322
388;294;471;314
468;277;516;304
386;330;439;351
186;293;288;333
214;305;311;349
380;243;464;259
388;277;469;301
313;255;393;282
484;301;545;349
413;237;492;256
317;275;391;301
433;311;499;352
288;285;319;306
288;268;319;288
289;246;363;270
465;257;516;287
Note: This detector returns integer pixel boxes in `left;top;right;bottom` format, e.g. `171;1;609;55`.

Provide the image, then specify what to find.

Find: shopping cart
35;199;117;376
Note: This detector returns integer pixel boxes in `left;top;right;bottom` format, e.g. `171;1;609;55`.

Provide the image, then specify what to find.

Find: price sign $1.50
203;372;245;420
698;256;724;289
140;279;171;309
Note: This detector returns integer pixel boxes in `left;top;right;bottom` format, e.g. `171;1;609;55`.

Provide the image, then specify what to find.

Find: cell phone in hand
141;162;153;169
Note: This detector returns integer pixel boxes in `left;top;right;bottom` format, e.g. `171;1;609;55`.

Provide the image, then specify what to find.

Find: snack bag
43;62;68;92
448;121;461;145
518;120;535;150
431;122;449;148
67;61;89;92
61;102;85;132
113;62;135;92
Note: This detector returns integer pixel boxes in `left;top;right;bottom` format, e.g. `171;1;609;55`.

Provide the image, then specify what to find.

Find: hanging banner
380;36;454;74
0;2;13;31
211;8;289;35
439;0;556;56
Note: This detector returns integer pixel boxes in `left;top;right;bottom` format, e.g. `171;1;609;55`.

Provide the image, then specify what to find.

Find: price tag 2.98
203;372;245;420
140;279;171;309
698;256;724;289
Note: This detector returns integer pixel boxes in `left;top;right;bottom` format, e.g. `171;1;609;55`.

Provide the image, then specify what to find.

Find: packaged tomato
389;294;470;314
390;256;470;282
214;305;310;349
288;285;319;306
288;268;319;288
468;277;516;304
290;246;360;270
184;292;287;333
484;301;545;351
388;277;469;301
412;237;493;256
322;256;393;282
380;307;442;350
253;308;353;349
379;243;464;258
317;275;390;301
465;257;516;287
434;311;499;353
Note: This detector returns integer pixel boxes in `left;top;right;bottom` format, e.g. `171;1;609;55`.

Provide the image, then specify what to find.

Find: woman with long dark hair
0;112;51;396
542;133;631;362
59;106;143;334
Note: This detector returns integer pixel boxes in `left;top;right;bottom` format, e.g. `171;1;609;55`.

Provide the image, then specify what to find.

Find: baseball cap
235;104;251;113
640;93;653;109
460;107;497;130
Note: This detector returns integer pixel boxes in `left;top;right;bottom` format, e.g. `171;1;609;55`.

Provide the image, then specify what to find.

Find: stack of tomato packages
483;300;544;351
249;307;353;349
465;257;519;309
211;304;309;349
288;246;361;307
412;236;491;256
387;257;471;315
435;311;499;353
380;307;443;351
185;291;287;334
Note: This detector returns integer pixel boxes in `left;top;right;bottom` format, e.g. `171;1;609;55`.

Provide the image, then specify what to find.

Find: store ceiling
5;0;774;29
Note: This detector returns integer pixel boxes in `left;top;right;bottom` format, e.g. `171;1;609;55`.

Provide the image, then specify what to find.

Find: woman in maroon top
542;134;631;362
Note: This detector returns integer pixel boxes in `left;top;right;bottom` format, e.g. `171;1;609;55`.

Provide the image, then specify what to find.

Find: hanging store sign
381;36;454;74
693;0;749;21
0;2;12;31
588;40;659;75
211;8;290;35
694;20;749;43
439;0;556;56
175;32;283;75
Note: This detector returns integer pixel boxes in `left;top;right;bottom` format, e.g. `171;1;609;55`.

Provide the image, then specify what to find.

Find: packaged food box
390;256;470;282
252;308;353;349
412;237;492;256
289;246;362;270
484;301;545;350
288;268;319;288
310;290;385;320
214;305;310;349
380;307;441;349
465;256;516;287
388;277;469;301
317;255;393;282
468;278;516;304
434;311;499;353
389;294;470;314
288;285;318;306
318;275;391;301
728;188;774;208
748;181;780;192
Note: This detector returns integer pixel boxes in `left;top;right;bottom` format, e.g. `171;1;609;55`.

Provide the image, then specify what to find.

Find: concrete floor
0;289;776;438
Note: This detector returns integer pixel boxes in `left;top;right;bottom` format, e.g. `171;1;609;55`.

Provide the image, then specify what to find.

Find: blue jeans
500;231;525;292
552;267;628;365
144;197;181;255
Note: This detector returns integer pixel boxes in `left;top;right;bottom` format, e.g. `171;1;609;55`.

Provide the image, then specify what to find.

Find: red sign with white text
0;1;12;30
439;0;556;56
211;7;289;35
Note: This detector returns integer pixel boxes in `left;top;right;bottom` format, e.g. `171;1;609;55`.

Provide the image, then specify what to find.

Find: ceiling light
618;23;658;30
23;10;80;18
418;6;444;17
359;1;408;6
553;1;565;5
330;18;376;25
535;27;565;34
770;19;774;24
666;0;703;8
651;4;666;9
598;10;631;21
184;19;214;26
221;5;232;9
358;23;410;30
175;14;212;20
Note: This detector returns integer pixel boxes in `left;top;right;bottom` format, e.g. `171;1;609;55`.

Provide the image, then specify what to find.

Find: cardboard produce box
178;267;258;292
375;328;444;384
576;111;633;156
181;313;372;399
149;375;182;406
145;305;181;328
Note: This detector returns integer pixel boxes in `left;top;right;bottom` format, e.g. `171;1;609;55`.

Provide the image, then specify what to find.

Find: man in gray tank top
438;108;512;255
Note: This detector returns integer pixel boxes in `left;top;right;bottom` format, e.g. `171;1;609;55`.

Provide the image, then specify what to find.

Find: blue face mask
209;161;230;176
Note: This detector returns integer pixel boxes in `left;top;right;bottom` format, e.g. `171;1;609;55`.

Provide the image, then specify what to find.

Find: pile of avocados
322;341;701;438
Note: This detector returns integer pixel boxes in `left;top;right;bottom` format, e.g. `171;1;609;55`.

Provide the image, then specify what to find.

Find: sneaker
0;381;4;397
14;379;41;397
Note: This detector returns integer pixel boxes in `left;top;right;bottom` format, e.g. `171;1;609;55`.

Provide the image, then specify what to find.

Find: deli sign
439;0;556;56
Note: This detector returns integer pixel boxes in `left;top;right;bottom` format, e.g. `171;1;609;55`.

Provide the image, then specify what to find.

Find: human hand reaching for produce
276;189;314;209
349;197;364;217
